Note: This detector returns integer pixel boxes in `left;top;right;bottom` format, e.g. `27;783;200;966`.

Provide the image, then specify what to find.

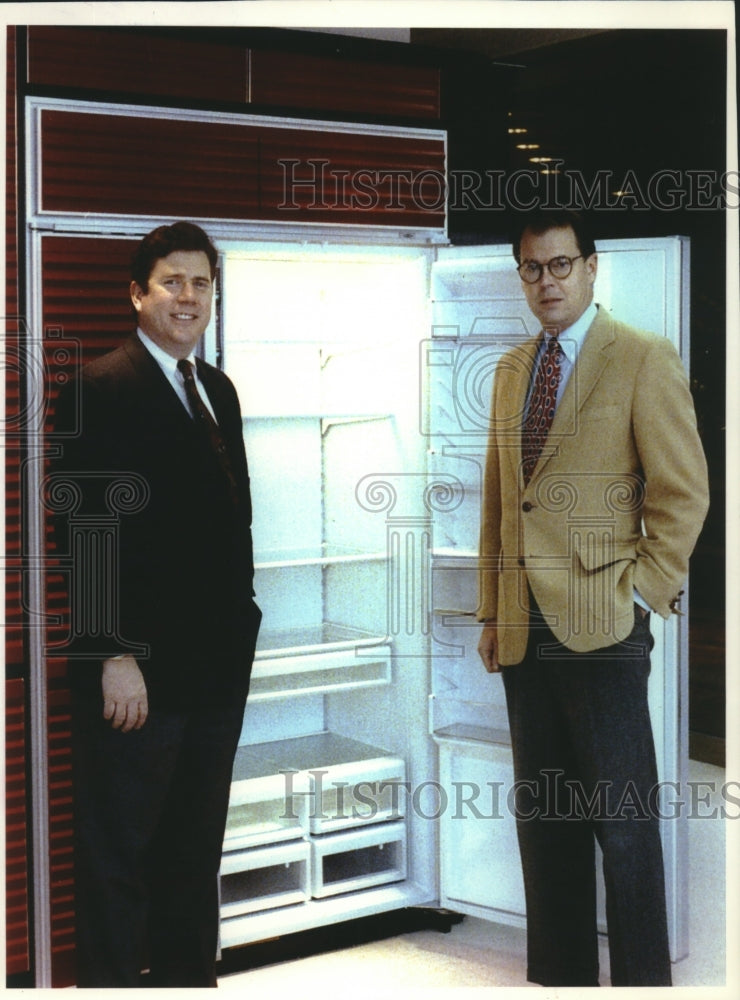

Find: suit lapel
121;335;196;432
558;306;615;422
528;306;616;484
500;337;539;487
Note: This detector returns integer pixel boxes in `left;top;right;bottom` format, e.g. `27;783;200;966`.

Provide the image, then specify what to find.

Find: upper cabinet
248;48;440;119
24;25;521;240
26;26;440;121
26;26;248;104
31;101;446;234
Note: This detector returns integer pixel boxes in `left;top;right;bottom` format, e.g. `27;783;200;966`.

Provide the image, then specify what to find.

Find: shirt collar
551;301;598;366
136;328;197;377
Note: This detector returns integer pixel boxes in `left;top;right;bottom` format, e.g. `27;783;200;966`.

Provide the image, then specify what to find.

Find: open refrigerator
204;235;691;960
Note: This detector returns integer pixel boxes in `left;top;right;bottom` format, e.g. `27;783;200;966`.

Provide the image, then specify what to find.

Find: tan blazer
478;305;709;663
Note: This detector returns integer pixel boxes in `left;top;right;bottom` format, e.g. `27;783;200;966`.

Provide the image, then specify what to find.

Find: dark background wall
412;27;727;761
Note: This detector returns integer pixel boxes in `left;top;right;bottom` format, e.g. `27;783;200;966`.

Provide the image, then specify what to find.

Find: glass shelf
431;548;478;562
255;622;388;659
254;546;387;570
433;722;511;747
243;413;394;421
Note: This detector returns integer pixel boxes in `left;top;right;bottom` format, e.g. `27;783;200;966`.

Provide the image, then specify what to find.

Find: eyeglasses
517;255;584;283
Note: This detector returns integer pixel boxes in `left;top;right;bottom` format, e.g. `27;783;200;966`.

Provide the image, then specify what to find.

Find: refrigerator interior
201;235;689;958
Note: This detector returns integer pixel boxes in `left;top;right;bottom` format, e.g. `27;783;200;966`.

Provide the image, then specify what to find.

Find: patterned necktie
522;336;562;485
177;359;238;506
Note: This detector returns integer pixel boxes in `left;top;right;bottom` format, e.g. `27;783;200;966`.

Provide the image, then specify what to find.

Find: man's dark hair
511;209;597;264
131;221;218;290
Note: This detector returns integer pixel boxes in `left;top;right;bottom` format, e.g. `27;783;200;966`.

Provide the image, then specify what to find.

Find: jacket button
518;558;525;567
522;501;533;512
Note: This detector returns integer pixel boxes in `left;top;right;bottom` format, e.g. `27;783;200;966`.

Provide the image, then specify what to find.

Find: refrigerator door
428;237;690;960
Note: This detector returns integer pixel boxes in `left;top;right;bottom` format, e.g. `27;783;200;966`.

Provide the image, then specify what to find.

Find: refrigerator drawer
224;748;310;851
248;733;407;834
310;820;407;899
219;841;311;919
307;756;407;834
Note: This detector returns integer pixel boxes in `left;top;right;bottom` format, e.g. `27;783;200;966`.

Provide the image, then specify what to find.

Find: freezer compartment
219;840;311;919
224;747;310;851
251;732;407;834
310;821;407;899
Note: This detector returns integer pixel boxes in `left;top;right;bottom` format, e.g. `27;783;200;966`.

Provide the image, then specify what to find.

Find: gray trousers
501;601;672;987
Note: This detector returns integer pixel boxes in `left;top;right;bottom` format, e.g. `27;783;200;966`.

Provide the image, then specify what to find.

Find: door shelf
310;821;407;899
429;694;511;747
219;841;311;919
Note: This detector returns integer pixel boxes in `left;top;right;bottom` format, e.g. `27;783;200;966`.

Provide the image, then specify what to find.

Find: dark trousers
501;603;672;987
71;692;247;988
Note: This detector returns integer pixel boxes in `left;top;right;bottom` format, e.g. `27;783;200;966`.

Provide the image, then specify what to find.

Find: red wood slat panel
42;236;138;653
6;27;24;668
40;110;260;220
6;30;31;980
260;126;446;228
47;687;76;981
250;48;441;119
27;26;247;104
40;236;138;987
5;679;30;976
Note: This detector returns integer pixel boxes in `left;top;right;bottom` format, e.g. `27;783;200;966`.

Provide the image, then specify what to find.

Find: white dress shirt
137;328;217;421
525;301;597;410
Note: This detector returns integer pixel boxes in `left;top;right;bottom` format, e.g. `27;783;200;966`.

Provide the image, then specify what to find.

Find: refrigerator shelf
249;644;392;700
255;622;388;658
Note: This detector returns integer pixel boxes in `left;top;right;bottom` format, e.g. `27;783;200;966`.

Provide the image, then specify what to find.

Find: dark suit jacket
54;334;260;708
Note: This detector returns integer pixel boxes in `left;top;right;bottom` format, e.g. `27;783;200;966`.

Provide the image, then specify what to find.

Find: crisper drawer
310;821;407;899
306;755;406;835
252;733;407;834
219;840;310;919
248;645;392;700
224;747;310;851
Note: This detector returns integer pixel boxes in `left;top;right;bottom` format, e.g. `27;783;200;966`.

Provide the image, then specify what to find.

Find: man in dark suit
477;210;708;986
55;221;261;987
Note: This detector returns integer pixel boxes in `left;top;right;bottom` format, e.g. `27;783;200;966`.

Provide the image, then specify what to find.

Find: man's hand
477;621;500;673
101;656;148;732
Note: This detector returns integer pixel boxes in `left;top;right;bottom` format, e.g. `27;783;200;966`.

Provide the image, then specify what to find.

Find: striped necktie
177;359;238;507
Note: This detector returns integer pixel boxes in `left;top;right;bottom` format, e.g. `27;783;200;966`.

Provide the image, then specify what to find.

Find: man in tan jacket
478;210;708;986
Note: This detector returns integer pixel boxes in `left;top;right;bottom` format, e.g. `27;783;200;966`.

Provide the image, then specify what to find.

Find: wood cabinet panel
27;27;440;120
40;109;261;220
250;48;440;119
39;236;140;986
5;679;30;977
39;107;445;231
27;26;247;104
259;126;446;228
